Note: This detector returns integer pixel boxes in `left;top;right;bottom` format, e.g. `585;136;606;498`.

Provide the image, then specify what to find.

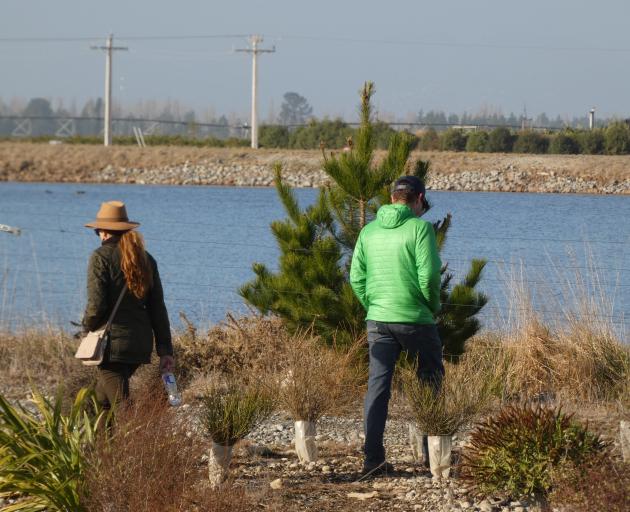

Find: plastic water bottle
161;372;182;407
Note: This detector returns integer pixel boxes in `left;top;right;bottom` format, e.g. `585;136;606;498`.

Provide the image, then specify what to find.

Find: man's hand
159;355;175;374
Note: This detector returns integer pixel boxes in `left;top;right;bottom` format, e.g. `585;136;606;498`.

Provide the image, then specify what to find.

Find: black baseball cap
392;175;426;195
391;176;429;210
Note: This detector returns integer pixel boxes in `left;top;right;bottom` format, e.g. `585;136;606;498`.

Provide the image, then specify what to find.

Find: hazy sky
1;0;629;120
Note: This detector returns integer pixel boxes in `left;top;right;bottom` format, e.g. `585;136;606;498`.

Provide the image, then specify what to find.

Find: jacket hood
376;203;415;229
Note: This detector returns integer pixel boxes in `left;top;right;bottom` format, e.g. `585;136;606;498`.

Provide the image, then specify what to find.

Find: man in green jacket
350;175;443;476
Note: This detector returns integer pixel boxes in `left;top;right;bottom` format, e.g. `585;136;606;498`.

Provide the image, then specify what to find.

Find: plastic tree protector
427;435;452;479
294;420;318;462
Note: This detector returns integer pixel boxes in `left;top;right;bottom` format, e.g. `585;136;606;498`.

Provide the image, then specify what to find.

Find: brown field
1;141;629;186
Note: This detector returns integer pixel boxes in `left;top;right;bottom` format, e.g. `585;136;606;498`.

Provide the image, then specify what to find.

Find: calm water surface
0;183;628;338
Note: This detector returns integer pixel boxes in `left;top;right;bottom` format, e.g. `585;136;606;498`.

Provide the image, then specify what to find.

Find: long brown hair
118;230;153;299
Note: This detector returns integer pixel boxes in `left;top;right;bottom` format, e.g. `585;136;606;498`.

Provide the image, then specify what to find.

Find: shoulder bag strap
104;284;127;335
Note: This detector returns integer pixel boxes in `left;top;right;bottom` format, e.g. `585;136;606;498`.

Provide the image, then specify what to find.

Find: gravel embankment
1;143;629;194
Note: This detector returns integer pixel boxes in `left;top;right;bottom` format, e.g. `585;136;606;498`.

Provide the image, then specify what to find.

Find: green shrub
604;122;630;155
419;128;440;150
200;382;274;446
487;127;514;153
513;131;549;154
289;119;352;149
258;124;290;148
462;403;606;498
371;121;401;149
578;129;605;155
549;131;580;154
465;131;490;152
440;128;467;151
0;388;104;511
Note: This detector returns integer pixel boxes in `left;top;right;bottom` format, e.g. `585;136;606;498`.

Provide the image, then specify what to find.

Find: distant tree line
3;94;630;154
0;96;246;139
259;123;630;155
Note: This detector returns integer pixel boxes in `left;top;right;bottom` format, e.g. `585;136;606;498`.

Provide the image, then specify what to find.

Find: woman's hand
159;355;175;374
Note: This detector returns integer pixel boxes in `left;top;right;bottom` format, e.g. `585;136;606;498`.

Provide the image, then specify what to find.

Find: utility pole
91;34;128;146
236;35;275;149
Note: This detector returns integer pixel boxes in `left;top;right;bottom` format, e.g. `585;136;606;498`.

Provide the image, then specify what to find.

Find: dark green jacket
82;238;173;364
350;203;442;324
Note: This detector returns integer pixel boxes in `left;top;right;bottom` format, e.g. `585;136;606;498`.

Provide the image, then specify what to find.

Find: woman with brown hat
82;200;174;410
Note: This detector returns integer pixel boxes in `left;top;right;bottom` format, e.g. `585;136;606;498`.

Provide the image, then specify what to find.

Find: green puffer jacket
82;237;173;364
350;203;442;324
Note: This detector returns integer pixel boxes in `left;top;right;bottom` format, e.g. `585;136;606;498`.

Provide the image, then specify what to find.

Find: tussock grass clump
553;321;629;402
278;332;365;422
402;359;492;435
200;381;275;446
471;263;630;402
462;403;607;498
0;387;104;512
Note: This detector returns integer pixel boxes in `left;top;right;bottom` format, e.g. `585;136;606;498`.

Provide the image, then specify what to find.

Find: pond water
0;182;628;339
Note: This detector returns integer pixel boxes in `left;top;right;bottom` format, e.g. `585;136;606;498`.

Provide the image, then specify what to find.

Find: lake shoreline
1;143;629;194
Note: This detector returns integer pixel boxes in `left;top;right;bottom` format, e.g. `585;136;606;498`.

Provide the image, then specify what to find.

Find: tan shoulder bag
75;285;127;366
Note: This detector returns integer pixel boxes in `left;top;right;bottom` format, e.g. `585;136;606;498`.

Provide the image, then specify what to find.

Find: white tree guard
295;420;318;462
408;423;424;462
208;442;233;486
428;435;452;479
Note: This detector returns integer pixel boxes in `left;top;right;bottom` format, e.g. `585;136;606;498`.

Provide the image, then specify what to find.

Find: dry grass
469;262;630;403
174;315;290;393
277;331;365;422
81;383;262;512
0;330;92;399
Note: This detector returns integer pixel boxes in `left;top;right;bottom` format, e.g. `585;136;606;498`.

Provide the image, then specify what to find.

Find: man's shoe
359;461;395;479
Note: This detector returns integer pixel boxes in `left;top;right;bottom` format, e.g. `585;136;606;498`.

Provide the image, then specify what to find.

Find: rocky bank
1;143;629;194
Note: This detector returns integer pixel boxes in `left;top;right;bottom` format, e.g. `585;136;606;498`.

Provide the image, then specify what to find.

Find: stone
269;478;283;489
347;491;378;501
477;500;493;512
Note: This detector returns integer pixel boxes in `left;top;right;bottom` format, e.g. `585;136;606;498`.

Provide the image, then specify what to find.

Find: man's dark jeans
364;320;444;467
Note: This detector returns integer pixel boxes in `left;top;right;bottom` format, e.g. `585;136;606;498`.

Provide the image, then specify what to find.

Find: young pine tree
241;82;487;359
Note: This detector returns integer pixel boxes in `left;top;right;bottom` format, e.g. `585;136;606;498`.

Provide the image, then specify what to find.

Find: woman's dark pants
364;320;444;468
95;362;140;410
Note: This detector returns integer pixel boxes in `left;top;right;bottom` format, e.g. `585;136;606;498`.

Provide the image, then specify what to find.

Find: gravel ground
176;403;547;512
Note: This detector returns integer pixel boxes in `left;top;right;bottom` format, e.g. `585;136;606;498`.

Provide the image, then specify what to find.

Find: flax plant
0;387;105;512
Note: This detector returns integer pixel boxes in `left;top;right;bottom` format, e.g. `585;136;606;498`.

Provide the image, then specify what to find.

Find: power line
271;34;630;54
0;34;248;43
3;33;630;54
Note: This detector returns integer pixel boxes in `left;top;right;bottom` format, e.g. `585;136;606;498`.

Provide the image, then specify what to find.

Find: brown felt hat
85;201;140;231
